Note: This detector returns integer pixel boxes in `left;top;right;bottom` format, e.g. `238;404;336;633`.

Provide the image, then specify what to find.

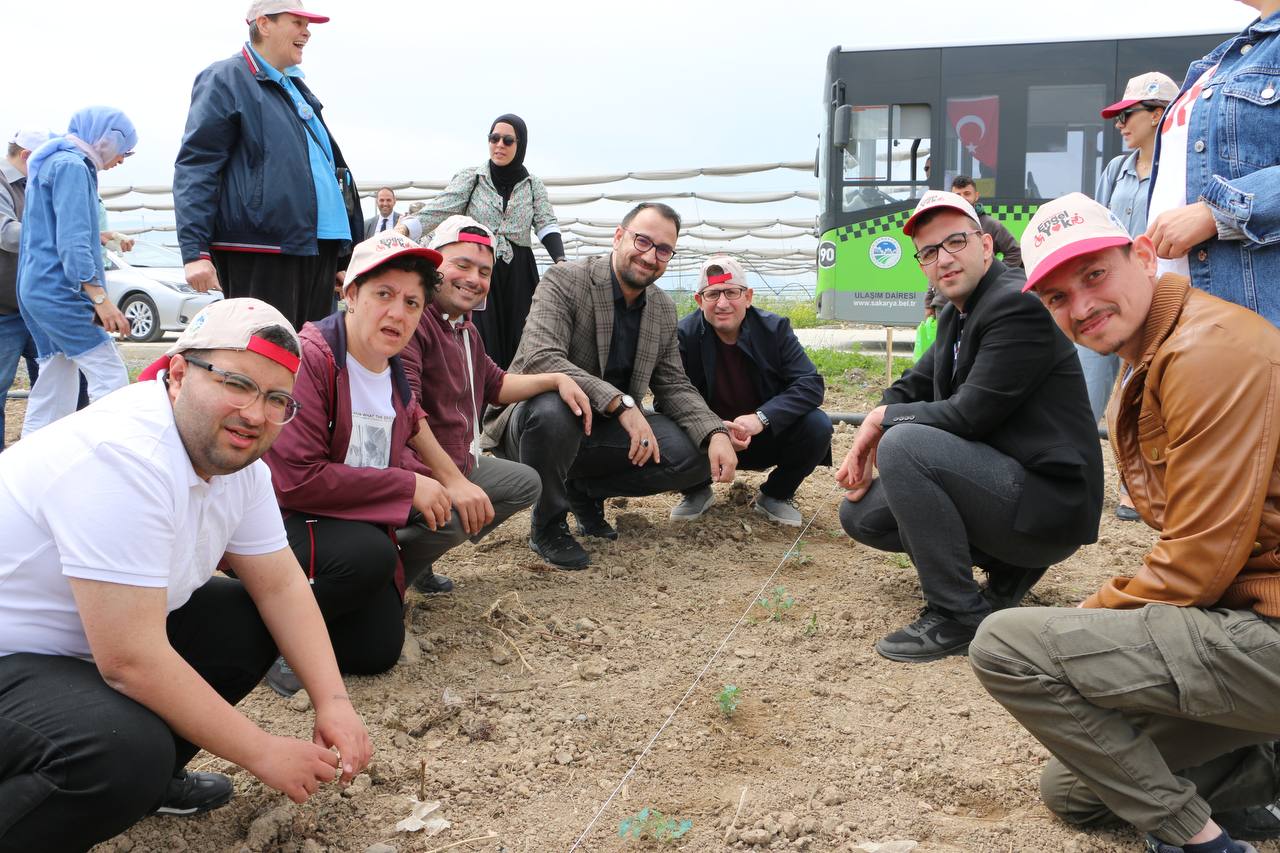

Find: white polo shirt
0;380;287;660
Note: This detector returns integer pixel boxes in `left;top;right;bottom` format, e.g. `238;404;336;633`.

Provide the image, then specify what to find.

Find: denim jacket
1151;12;1280;323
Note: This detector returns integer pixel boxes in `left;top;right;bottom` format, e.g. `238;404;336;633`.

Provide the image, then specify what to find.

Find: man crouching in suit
481;202;738;570
835;191;1102;663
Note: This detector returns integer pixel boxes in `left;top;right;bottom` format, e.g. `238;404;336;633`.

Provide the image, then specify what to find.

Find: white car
104;243;222;342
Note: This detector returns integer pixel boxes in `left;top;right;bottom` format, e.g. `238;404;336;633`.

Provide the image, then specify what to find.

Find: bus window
944;95;999;192
841;103;930;212
1025;83;1106;198
843;106;889;182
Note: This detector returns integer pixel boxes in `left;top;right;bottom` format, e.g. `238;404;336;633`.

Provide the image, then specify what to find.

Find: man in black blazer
836;191;1102;663
363;187;400;238
674;256;832;526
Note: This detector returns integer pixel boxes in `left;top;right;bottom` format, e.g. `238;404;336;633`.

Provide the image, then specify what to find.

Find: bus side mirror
834;105;853;149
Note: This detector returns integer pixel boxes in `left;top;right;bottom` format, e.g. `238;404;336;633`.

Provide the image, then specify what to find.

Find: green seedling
788;540;812;566
888;552;912;569
619;807;692;843
716;684;742;717
754;585;795;622
803;612;820;637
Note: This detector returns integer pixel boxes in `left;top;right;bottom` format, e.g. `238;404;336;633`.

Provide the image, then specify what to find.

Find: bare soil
6;364;1274;853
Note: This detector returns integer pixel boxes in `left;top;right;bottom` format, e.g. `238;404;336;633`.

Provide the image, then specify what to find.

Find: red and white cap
1100;71;1179;118
698;255;748;291
428;215;495;253
166;298;302;374
245;0;329;23
1021;193;1132;293
346;232;443;285
902;190;980;237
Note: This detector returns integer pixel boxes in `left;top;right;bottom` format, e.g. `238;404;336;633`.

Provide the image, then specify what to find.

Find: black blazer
882;260;1103;545
677;306;827;439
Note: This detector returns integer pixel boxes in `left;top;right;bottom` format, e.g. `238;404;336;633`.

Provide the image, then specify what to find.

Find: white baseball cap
166;298;301;373
245;0;329;23
1101;72;1179;118
428;215;495;253
9;129;51;151
346;232;443;285
1021;193;1133;292
698;256;748;291
902;190;981;237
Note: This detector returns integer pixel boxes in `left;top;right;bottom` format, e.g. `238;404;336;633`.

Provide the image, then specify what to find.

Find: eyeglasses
1114;103;1163;127
488;133;516;146
699;286;748;303
624;228;676;261
913;230;983;266
184;357;301;425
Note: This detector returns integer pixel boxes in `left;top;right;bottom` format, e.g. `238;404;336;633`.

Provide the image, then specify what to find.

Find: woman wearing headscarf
19;106;135;436
399;114;564;368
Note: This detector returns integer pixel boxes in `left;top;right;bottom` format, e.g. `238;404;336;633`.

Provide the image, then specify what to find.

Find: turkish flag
947;96;1000;168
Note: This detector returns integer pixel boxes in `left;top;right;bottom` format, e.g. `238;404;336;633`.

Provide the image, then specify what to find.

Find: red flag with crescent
947;96;1000;168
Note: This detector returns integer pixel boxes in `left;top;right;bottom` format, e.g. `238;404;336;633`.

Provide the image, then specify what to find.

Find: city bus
815;32;1231;325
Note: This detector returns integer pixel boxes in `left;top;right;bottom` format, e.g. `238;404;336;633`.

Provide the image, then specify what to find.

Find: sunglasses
488;133;517;146
1114;102;1163;127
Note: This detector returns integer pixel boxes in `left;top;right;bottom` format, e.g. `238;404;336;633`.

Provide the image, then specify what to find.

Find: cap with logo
345;232;444;290
166;298;302;373
9;129;51;152
245;0;329;23
428;215;495;252
902;190;981;237
1100;72;1180;118
1021;192;1133;292
698;255;747;291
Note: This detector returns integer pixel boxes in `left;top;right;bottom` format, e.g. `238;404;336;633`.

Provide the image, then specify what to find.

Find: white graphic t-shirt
344;357;395;469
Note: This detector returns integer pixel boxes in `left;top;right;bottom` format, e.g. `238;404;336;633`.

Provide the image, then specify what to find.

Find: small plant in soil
619;807;692;843
802;612;819;637
888;552;912;569
716;684;742;717
788;540;812;566
754;585;795;622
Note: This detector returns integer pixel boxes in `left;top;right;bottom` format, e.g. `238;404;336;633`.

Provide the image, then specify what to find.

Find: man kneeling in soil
0;299;371;852
835;190;1102;662
971;193;1280;853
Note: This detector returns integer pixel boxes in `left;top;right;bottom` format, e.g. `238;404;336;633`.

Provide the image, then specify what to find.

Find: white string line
567;483;845;852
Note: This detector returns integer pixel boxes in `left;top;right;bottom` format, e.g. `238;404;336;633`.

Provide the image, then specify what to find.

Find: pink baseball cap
1021;193;1132;292
902;190;981;237
346;232;443;285
1100;72;1179;118
245;0;329;23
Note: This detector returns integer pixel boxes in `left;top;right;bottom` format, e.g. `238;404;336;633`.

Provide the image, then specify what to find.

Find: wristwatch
755;409;770;428
613;394;636;415
89;291;107;305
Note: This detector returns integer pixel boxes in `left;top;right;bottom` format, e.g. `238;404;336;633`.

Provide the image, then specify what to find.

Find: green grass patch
669;291;820;329
807;347;913;385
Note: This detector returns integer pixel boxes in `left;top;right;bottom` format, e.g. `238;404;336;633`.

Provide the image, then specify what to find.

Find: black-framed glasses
184;357;301;425
624;228;676;261
699;286;748;303
913;230;983;266
488;133;516;146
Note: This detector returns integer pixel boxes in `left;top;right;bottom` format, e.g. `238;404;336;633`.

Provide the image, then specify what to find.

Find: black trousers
213;240;341;331
284;515;404;676
498;391;711;531
0;576;277;853
684;408;833;500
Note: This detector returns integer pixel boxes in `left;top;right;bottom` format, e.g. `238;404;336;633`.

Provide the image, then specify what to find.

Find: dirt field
5;366;1274;853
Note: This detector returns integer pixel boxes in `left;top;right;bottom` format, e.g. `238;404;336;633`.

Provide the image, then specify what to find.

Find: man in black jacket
673;256;832;526
174;1;360;330
836;191;1102;662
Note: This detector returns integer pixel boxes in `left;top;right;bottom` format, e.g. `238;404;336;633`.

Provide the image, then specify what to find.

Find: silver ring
640;439;650;448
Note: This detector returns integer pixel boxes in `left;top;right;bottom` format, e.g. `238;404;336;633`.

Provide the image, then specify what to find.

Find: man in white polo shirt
0;299;371;852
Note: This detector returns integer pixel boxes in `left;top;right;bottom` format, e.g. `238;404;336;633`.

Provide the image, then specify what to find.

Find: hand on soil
252;734;347;803
313;700;373;784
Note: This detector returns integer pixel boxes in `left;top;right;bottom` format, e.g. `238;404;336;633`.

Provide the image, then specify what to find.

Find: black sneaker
410;571;455;594
1145;832;1257;852
572;499;618;541
875;608;977;662
530;519;590;570
265;656;302;697
1216;800;1280;841
153;770;233;816
982;567;1047;611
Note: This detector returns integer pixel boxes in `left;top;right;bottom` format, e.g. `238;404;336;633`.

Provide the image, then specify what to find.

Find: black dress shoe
1115;504;1141;521
982;567;1048;611
572;499;618;540
410;572;454;594
153;770;233;816
530;519;590;570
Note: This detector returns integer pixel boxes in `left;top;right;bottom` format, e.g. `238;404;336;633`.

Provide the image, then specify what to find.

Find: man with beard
0;299;370;851
482;202;738;569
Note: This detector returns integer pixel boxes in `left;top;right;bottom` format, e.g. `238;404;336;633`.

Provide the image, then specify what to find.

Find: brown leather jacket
1085;275;1280;615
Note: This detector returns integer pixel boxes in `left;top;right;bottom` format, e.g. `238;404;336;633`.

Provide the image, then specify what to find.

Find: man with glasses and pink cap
0;298;371;851
674;255;832;527
835;190;1102;663
973;191;1280;853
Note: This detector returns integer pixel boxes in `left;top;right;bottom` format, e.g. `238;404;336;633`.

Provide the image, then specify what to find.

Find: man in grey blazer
363;187;400;238
482;202;738;569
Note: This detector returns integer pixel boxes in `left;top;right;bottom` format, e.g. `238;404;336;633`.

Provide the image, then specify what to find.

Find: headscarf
27;106;137;182
488;114;529;202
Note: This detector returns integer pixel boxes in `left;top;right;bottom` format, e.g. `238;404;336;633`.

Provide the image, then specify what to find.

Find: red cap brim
1023;236;1133;292
1100;98;1141;119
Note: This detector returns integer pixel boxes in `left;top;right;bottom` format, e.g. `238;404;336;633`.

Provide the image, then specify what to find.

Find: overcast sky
3;0;1257;289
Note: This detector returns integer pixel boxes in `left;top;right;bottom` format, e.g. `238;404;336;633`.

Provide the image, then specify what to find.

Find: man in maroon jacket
399;215;589;591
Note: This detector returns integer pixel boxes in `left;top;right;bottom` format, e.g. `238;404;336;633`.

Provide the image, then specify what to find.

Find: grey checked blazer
481;253;723;448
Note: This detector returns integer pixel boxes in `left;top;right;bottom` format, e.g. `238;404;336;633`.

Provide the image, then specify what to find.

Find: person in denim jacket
1146;0;1280;325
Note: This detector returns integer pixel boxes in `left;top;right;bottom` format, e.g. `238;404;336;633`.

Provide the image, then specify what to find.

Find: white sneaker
670;486;715;520
754;492;802;526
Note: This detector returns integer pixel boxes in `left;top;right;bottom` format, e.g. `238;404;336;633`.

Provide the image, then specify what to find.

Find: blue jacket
174;47;360;264
676;306;825;435
1152;11;1280;323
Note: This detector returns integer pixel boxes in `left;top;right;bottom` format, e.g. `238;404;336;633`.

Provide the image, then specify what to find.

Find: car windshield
118;243;183;268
